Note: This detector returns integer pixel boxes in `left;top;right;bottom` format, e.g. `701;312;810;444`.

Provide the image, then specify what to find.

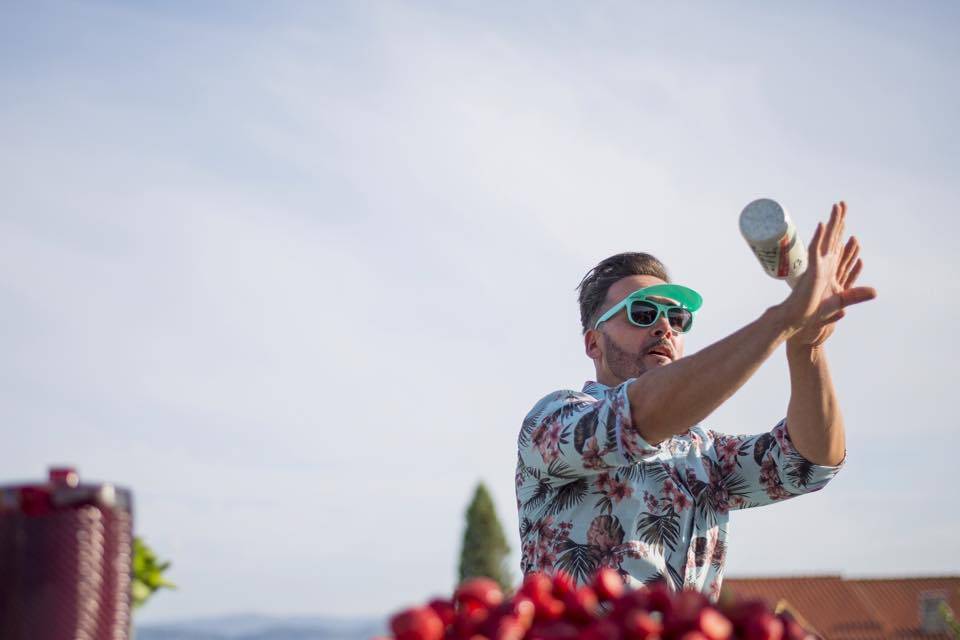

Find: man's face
584;274;686;386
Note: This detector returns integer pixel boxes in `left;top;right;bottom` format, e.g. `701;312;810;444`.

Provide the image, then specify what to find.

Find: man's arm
785;344;845;466
628;201;876;446
626;304;794;445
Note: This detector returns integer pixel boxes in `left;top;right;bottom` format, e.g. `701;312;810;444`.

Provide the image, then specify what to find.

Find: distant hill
136;614;387;640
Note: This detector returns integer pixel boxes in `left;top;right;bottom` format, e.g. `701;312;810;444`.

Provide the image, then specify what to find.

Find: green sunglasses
594;284;703;334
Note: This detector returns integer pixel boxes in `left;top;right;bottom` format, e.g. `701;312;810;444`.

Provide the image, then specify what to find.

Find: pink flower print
715;435;740;465
586;515;625;553
662;479;677;499
583;436;612;470
772;422;796;456
709;578;722;601
608;479;634;503
620;540;649;559
534;420;563;464
643;491;659;513
595;472;613;492
672;491;691;512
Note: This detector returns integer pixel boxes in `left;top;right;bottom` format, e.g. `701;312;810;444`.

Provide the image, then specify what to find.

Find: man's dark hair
577;252;670;334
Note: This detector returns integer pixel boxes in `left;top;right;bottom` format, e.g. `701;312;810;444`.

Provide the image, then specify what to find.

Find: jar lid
0;467;133;516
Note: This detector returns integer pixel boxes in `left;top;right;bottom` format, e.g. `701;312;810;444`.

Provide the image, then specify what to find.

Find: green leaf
132;536;176;610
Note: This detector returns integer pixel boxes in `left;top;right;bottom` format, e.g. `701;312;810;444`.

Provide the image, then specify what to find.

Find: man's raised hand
780;201;877;348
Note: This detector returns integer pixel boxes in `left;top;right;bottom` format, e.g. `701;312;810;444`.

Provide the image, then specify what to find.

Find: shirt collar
582;380;611;399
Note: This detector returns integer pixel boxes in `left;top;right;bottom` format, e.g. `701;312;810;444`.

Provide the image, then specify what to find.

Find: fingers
834;201;847;254
839;286;878;308
820;201;848;257
838;238;861;286
819;204;838;256
809;222;825;261
845;258;864;288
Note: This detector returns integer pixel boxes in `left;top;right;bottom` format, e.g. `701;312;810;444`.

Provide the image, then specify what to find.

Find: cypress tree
458;482;512;592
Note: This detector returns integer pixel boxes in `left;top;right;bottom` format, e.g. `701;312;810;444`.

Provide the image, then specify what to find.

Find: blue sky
2;0;958;623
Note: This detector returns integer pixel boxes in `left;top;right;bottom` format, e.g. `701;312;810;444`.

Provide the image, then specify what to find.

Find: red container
0;467;134;640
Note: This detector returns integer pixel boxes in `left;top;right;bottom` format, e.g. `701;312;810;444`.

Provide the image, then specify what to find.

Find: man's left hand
788;201;877;349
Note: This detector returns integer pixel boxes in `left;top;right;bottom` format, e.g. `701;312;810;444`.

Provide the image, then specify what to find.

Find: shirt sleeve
698;419;844;510
517;380;661;481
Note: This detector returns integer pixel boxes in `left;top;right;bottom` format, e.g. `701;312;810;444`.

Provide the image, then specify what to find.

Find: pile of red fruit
385;569;817;640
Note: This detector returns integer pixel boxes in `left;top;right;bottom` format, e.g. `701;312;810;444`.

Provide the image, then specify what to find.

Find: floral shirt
515;379;843;599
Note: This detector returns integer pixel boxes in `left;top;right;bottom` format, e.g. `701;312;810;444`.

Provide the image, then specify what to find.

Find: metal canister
0;467;134;640
739;198;808;288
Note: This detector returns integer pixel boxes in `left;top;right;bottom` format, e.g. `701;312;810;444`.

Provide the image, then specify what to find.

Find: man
515;202;876;598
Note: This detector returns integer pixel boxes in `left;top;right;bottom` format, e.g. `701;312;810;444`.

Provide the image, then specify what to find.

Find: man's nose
651;312;673;337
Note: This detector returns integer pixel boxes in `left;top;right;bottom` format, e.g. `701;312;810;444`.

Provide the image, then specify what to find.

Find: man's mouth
646;344;674;361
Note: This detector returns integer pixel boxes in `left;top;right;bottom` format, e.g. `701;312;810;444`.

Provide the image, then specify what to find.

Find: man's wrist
786;339;825;364
765;303;800;342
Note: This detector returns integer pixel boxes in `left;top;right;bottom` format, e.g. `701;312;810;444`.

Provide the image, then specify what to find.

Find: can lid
740;198;790;244
0;466;132;516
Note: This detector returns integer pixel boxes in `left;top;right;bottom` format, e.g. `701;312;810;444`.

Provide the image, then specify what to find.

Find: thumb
839;286;878;308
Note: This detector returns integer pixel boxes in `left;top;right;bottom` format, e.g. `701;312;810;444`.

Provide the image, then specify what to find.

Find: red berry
726;599;768;628
695;608;733;640
645;582;674;616
527;620;580;640
427;598;456;626
563;586;600;625
551;571;577;599
593;567;626;602
521;572;553;598
454;577;504;610
622;610;663;640
743;612;785;640
580;619;621;640
507;597;537;629
778;614;813;640
528;588;566;622
610;589;652;622
679;633;710;640
390;607;445;640
452;607;490;639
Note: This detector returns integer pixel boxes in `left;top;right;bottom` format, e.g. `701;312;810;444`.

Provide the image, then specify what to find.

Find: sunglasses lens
667;308;693;333
629;301;659;326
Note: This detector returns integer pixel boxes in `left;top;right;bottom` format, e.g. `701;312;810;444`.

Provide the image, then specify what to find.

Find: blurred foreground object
383;568;819;640
0;467;133;640
132;536;175;608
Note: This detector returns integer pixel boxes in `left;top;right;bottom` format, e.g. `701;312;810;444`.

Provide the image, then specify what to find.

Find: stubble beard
601;331;651;380
601;331;674;381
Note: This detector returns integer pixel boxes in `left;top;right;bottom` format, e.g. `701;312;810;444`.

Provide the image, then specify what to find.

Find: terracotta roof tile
720;575;960;640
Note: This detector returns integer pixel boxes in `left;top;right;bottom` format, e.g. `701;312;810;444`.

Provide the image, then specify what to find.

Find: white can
739;198;807;288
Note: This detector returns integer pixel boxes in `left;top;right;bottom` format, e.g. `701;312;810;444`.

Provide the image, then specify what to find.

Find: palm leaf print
546;458;579;481
619;460;668;485
665;560;685;591
753;433;775;465
519;517;533;539
636;510;681;554
573;410;599;454
518;399;552;447
595;495;614;515
523;478;553;511
556;539;603;585
786;455;816;487
543;478;589;516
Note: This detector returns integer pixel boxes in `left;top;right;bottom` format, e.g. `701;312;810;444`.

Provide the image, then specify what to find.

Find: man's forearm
784;343;845;466
628;305;795;444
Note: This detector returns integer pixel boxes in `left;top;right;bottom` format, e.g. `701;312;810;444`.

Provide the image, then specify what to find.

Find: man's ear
584;328;603;361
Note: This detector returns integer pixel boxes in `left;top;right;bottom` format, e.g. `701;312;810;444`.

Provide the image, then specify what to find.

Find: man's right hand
777;201;877;347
